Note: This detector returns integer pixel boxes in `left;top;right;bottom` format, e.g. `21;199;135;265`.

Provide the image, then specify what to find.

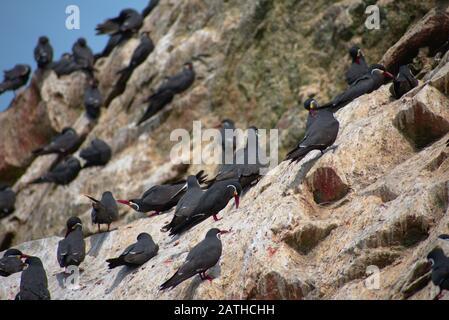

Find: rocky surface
1;0;449;300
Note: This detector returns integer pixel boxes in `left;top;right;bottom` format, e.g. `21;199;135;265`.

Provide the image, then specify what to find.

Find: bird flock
0;1;448;300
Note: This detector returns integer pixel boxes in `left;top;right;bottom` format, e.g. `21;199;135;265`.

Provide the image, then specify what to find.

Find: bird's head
117;199;141;212
137;232;152;241
77;38;87;47
370;64;394;79
427;247;446;269
304;98;318;111
39;36;49;44
4;249;27;260
206;228;229;240
226;182;242;209
23;256;43;267
184;62;193;70
61;127;76;135
349;46;362;62
65;216;83;237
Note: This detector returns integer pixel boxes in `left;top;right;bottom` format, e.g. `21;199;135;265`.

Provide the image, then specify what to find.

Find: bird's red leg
107;224;110;232
202;271;214;282
148;211;160;218
97;224;100;233
213;214;222;221
434;289;444;300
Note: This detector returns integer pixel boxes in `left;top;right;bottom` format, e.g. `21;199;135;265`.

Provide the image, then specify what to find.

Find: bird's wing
333;76;372;106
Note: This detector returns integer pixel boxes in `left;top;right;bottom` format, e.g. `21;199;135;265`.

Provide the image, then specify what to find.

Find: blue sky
0;0;149;110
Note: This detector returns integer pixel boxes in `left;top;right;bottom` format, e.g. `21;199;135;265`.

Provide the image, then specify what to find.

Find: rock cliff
1;0;449;300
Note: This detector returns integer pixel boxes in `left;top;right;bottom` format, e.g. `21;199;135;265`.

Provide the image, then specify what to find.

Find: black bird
345;46;369;85
137;89;174;125
34;36;53;69
96;9;143;36
52;53;81;77
156;62;196;95
0;249;26;277
0;184;16;219
160;228;227;290
117;171;207;216
32;127;80;156
168;179;241;236
162;175;205;234
57;217;86;272
285;107;339;162
137;62;196;124
390;65;418;99
106;233;159;269
30;156;81;185
79;138;112;168
427;247;449;300
0;64;31;95
85;191;119;233
15;256;50;300
103;68;132;108
208;127;266;189
218;119;236;161
142;0;160;17
72;38;94;73
322;64;394;111
84;79;103;119
117;32;154;75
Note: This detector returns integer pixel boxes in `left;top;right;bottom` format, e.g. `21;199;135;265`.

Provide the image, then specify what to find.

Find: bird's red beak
234;193;240;209
117;199;130;206
20;254;29;261
383;71;394;79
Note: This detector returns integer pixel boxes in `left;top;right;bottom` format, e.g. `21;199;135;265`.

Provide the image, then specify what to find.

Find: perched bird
0;184;16;219
390;65;418;99
104;68;132;108
137;89;174;125
32;127;80;156
208;127;266;189
322;64;394;111
84;79;103;119
51;53;80;77
57;217;86;272
137;62;195;124
285;107;339;162
0;64;31;95
156;62;196;95
117;171;207;216
30;156;81;185
218;119;236;162
85;191;119;233
72;38;94;72
142;0;160;17
162;175;206;234
0;249;26;277
427;247;449;300
160;228;227;290
96;9;143;36
106;233;159;269
345;45;369;85
79;138;112;168
117;32;154;75
15;256;50;300
168;179;241;236
34;36;53;69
